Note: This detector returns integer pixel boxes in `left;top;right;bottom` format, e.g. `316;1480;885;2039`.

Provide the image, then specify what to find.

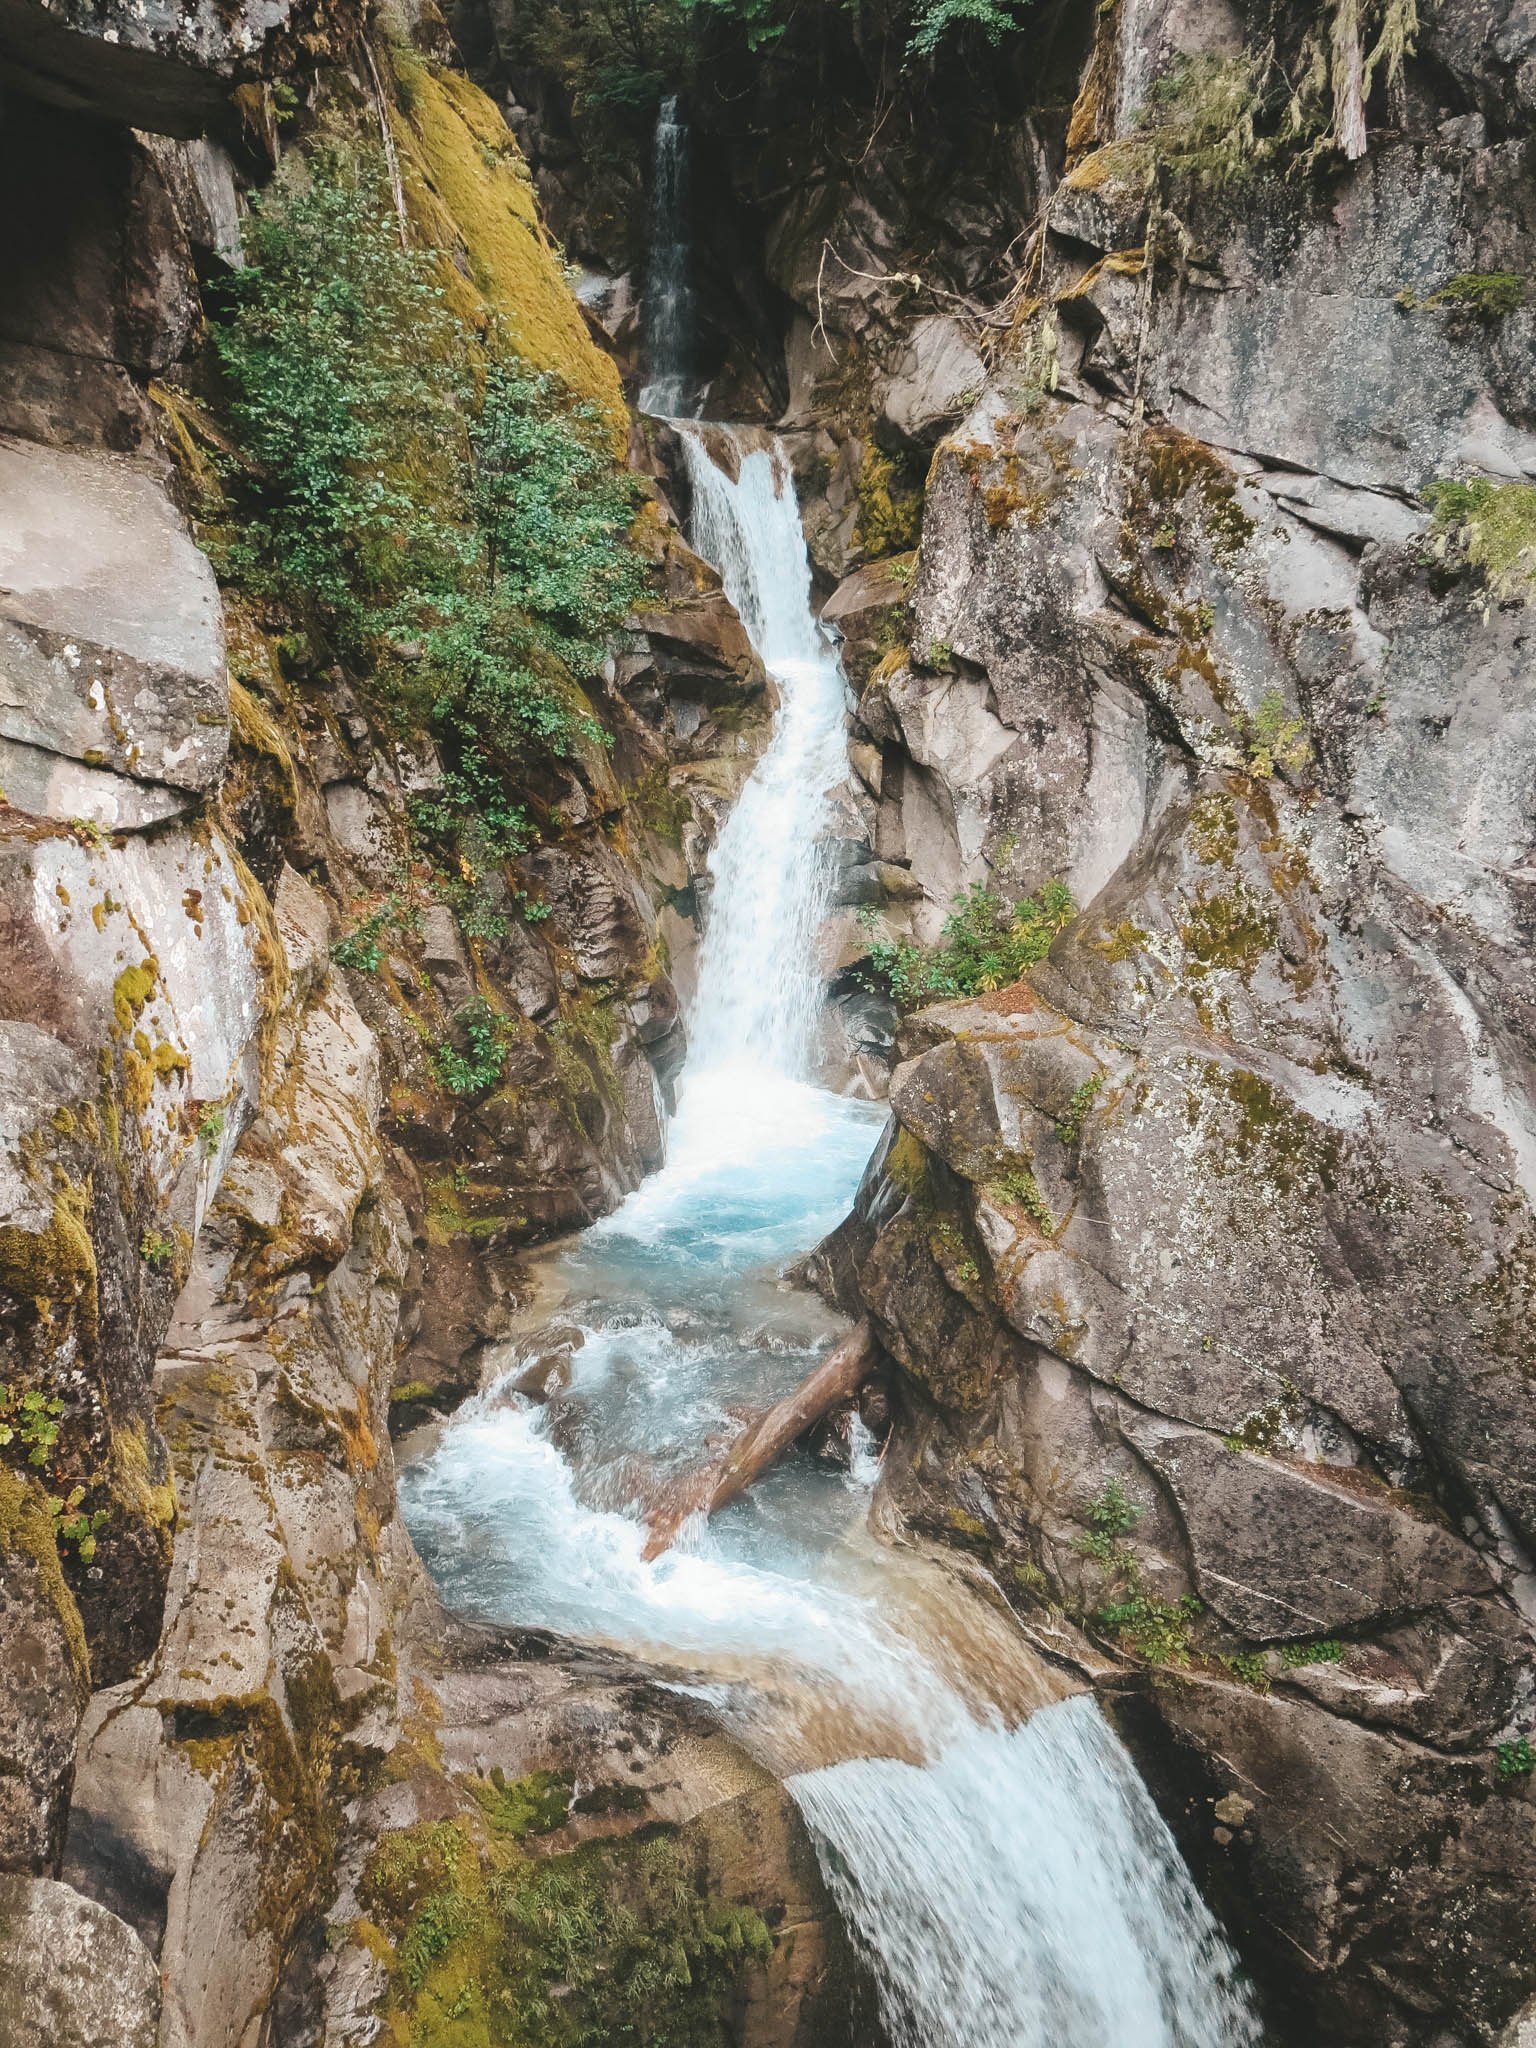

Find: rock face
797;2;1536;2039
0;1872;160;2048
0;9;846;2047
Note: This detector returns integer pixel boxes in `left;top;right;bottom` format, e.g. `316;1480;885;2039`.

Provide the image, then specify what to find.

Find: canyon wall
0;5;870;2042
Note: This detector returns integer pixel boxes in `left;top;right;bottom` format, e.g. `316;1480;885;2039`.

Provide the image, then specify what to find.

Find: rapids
402;420;1263;2047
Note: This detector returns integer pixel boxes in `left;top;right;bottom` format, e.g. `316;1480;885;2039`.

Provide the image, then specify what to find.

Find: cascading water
639;94;694;416
679;432;849;1078
405;167;1262;2038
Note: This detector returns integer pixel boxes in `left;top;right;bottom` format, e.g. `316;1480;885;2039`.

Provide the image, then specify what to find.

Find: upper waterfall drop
675;429;851;1083
639;94;695;416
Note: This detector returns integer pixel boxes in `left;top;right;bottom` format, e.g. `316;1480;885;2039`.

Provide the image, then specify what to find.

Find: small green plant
1056;1074;1104;1145
1224;1650;1271;1690
68;816;110;850
434;1000;508;1098
50;1485;108;1564
140;1229;176;1271
1425;477;1536;605
919;638;954;671
859;879;1073;1010
990;1164;1055;1234
1496;1737;1534;1780
197;1104;226;1154
0;1384;65;1467
1244;690;1311;777
1279;1637;1345;1667
331;892;423;972
1098;1591;1203;1665
1073;1477;1142;1562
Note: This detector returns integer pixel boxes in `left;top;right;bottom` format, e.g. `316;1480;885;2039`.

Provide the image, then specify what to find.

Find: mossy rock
390;59;627;451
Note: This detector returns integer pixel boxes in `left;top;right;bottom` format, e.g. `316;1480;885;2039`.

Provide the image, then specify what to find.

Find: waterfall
793;1704;1260;2048
639;94;694;416
678;429;848;1080
403;417;1264;2048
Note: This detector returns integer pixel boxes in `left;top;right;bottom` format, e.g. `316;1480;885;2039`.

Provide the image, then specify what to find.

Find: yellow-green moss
0;1183;97;1327
391;60;626;450
0;1466;89;1683
112;959;158;1032
855;443;924;558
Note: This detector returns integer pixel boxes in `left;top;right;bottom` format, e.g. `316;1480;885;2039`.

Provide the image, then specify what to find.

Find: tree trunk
641;1318;876;1560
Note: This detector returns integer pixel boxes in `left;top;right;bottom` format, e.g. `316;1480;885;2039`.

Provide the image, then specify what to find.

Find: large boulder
0;1874;158;2048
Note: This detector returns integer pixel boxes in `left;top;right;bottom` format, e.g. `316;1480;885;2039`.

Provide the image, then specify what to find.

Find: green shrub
1496;1737;1534;1780
212;149;647;929
1098;1591;1202;1665
213;156;465;631
860;878;1073;1010
435;1001;510;1098
1073;1477;1141;1562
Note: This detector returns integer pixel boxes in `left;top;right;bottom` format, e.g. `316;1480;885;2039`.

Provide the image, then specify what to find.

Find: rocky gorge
2;0;1535;2043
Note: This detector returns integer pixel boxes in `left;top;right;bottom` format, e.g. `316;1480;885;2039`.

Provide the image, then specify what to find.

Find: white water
639;94;695;416
680;433;850;1078
403;423;1262;2046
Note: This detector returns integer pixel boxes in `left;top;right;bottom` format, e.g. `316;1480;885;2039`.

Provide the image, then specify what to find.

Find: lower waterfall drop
402;423;1263;2048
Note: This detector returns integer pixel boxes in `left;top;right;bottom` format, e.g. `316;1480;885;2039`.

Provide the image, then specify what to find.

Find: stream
401;422;1264;2044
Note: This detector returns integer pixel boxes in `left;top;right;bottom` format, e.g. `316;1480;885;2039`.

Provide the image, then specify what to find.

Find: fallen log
641;1317;876;1560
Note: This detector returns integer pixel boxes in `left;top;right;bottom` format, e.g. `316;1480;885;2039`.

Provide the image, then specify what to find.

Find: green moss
1188;792;1238;869
1131;425;1255;562
1178;881;1276;977
1399;272;1525;319
112;959;159;1032
0;1184;97;1330
392;59;627;447
854;443;923;558
1187;1061;1343;1200
466;1768;572;1839
0;1466;89;1682
358;1808;773;2048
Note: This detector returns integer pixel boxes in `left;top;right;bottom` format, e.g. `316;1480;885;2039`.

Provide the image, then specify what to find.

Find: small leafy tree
213;156;466;632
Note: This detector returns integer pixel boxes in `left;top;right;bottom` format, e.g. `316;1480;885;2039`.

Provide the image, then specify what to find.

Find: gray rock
878;314;986;445
0;1874;158;2048
0;0;305;136
0;439;226;817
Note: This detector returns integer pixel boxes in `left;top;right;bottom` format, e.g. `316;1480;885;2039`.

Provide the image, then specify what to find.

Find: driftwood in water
641;1317;876;1560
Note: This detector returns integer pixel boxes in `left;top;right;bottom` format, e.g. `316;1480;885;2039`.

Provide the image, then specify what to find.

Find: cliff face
0;7;867;2045
790;3;1536;2041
